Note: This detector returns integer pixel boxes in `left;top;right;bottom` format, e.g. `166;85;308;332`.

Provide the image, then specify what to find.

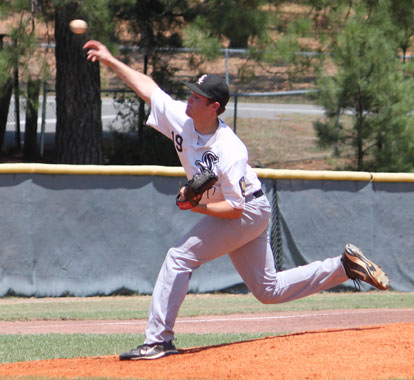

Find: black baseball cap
183;74;230;108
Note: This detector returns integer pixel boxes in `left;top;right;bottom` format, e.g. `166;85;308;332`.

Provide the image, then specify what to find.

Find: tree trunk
24;77;41;161
137;54;148;145
55;3;103;164
356;115;363;171
0;77;13;154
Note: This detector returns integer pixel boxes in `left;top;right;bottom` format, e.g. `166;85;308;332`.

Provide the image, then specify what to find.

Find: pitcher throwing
84;40;390;360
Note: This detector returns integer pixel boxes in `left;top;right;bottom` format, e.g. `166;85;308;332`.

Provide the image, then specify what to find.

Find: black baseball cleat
119;341;179;360
341;243;390;290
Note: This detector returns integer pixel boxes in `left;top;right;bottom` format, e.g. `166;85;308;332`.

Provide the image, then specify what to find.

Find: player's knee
166;247;199;272
166;248;185;270
256;295;275;305
252;287;278;304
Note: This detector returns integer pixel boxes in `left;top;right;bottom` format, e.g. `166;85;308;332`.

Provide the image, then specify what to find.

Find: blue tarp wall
0;164;412;297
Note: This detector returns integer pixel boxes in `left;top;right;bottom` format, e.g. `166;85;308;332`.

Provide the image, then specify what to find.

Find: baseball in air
69;19;88;34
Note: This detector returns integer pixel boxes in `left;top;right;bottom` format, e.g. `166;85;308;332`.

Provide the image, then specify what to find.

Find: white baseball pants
145;195;348;344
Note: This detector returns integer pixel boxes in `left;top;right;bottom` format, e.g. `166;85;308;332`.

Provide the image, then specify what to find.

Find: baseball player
84;40;390;360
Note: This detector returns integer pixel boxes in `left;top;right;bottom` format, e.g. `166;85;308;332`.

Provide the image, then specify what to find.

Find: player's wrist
190;203;207;214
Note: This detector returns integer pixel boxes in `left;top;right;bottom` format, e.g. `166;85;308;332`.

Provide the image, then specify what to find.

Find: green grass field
0;292;413;364
0;292;412;321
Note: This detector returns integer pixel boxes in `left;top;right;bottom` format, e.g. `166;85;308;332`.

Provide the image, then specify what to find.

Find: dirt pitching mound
0;322;412;380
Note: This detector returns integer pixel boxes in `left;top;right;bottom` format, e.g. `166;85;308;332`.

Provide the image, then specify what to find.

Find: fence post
40;81;47;158
14;64;21;150
225;48;230;85
233;93;238;134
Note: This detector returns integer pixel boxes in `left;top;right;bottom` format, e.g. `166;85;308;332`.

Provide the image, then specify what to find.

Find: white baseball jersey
147;87;262;209
142;88;349;346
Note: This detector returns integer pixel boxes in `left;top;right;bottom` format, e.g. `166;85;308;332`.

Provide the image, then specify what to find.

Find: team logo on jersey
239;177;246;197
195;151;219;172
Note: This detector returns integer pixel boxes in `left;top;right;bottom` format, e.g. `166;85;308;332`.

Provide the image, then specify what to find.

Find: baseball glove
176;169;218;210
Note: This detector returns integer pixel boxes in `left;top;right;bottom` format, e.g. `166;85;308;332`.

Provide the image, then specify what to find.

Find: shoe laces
341;255;362;291
351;278;361;291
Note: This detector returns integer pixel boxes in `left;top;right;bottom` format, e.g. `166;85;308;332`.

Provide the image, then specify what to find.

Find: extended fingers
83;40;100;50
83;40;101;61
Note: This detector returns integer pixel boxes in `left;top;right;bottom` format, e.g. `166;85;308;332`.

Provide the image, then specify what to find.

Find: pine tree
314;12;414;172
0;1;44;158
54;0;114;164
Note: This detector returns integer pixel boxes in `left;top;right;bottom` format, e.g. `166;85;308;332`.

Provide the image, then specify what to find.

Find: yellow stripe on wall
0;163;413;182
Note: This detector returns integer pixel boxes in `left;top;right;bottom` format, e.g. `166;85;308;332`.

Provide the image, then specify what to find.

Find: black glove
176;170;218;210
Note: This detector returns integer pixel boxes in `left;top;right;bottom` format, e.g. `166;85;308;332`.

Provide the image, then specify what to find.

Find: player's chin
185;106;192;117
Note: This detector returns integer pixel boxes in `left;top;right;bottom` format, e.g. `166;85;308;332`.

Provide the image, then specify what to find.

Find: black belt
252;189;264;198
245;189;264;202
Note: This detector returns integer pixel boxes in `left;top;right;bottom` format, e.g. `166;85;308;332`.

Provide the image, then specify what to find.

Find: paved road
223;102;324;119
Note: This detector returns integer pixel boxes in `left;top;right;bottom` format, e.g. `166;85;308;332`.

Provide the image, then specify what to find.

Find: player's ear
211;101;220;113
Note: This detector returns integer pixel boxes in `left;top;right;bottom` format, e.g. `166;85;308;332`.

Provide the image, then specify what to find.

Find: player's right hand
83;40;112;64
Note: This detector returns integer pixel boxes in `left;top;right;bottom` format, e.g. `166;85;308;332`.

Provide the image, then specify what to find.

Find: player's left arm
190;157;246;219
191;201;243;219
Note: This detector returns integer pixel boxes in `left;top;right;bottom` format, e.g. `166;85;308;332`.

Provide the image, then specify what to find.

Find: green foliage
183;18;221;60
103;94;180;166
387;0;414;61
0;51;12;87
81;0;115;43
186;0;269;49
1;0;115;82
0;6;36;79
112;0;188;48
252;7;319;86
53;0;115;44
103;0;190;165
314;6;414;171
104;127;180;166
3;0;414;169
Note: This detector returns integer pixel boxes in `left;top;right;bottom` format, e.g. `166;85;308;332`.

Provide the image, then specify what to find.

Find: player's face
186;92;216;119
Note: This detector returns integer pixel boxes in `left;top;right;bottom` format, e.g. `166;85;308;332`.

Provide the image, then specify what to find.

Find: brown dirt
0;323;413;380
0;309;413;379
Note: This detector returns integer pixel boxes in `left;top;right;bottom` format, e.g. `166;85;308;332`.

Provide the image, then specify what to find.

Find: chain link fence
6;47;316;152
270;181;284;271
106;46;314;93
